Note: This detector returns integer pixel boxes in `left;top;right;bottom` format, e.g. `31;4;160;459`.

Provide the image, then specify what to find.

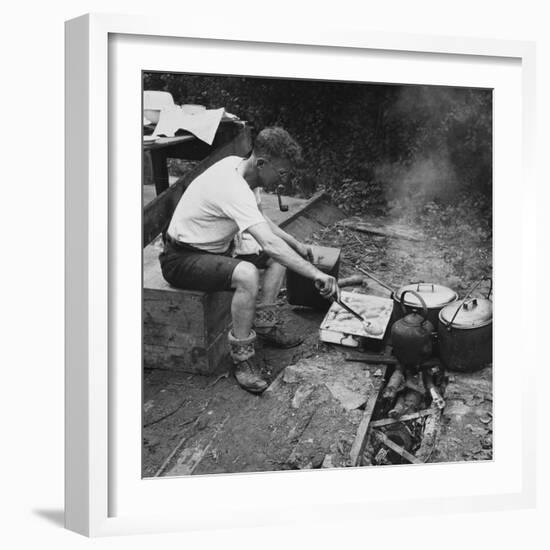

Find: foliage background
144;72;492;223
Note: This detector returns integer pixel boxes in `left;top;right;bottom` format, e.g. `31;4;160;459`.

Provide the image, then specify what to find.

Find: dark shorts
159;236;271;292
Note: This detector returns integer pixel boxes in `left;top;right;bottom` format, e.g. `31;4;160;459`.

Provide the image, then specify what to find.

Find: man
160;127;338;394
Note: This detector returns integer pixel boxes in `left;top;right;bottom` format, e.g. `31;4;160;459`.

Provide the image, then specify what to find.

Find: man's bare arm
263;215;297;247
247;222;337;297
263;214;312;259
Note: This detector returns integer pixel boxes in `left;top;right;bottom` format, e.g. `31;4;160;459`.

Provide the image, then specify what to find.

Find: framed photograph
65;13;536;537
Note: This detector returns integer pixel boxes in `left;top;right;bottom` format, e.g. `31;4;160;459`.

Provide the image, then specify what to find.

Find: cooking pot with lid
355;268;458;330
438;278;492;372
393;282;458;329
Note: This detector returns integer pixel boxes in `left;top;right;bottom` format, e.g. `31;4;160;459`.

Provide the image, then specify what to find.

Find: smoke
377;150;459;205
375;85;490;219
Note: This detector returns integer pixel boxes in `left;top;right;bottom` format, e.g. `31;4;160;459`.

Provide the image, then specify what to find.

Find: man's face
257;157;292;190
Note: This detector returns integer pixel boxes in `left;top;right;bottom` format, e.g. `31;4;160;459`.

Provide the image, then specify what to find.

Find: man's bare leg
254;258;303;348
230;261;259;338
259;258;286;304
229;261;267;394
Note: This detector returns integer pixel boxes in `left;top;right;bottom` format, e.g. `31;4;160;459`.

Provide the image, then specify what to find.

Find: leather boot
254;304;304;349
228;330;268;394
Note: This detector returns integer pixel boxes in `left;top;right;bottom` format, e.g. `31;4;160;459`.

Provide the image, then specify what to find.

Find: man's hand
315;274;340;300
295;242;314;262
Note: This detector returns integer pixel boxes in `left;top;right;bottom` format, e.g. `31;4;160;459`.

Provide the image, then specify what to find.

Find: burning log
415;407;443;462
422;369;446;410
388;388;423;419
381;365;405;412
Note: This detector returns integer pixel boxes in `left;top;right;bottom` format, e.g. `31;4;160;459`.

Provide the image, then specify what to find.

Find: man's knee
232;261;260;292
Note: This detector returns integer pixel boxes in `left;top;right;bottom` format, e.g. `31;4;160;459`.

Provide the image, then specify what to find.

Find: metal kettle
391;290;434;368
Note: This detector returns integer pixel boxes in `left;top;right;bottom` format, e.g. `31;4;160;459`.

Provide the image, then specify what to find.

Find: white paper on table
152;106;225;144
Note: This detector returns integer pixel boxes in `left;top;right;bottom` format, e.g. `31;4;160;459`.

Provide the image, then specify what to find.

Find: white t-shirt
167;156;265;253
233;187;263;255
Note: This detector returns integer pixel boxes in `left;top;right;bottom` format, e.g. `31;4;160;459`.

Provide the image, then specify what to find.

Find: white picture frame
65;13;537;537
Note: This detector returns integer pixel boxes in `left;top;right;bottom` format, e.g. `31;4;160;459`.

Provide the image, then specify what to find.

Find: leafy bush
144;73;492;214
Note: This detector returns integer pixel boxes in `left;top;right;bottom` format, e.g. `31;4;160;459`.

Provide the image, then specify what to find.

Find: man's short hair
253;127;303;168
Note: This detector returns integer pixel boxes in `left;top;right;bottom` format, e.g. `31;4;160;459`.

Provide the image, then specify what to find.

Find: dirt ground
142;307;330;477
307;209;493;466
143;205;493;476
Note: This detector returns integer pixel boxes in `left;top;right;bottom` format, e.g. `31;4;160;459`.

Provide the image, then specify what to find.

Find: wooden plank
415;408;442;462
369;408;435;428
283;215;324;241
144;290;205;334
144;287;232;342
277;191;327;229
143;307;231;347
285;385;357;470
163;415;230;477
373;430;422;464
346;352;441;369
302;199;347;227
143;134;195;151
143;320;229;350
339;220;424;242
261;194;308;226
143;125;252;247
348;366;387;466
143;328;229;375
346;353;398;366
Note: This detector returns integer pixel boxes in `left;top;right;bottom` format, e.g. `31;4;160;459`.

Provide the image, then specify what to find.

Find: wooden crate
143;260;233;374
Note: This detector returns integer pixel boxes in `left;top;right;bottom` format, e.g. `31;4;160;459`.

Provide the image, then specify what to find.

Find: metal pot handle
400;290;429;321
415;282;435;293
485;277;493;299
462;298;478;310
462;276;493;303
446;277;492;330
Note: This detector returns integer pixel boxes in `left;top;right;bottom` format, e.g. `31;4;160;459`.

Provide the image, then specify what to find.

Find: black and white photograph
141;72;493;477
4;0;546;543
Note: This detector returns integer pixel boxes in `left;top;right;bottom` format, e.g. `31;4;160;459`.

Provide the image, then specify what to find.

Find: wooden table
143;120;246;195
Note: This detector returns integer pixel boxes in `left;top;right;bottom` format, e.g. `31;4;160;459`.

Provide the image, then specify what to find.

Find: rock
195;413;211;431
465;423;486;436
322;455;334;468
291;385;314;408
144;435;160;447
475;449;492;460
324;380;367;410
348;409;363;424
445;401;470;417
468;394;485;406
282;365;299;384
311;452;325;468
